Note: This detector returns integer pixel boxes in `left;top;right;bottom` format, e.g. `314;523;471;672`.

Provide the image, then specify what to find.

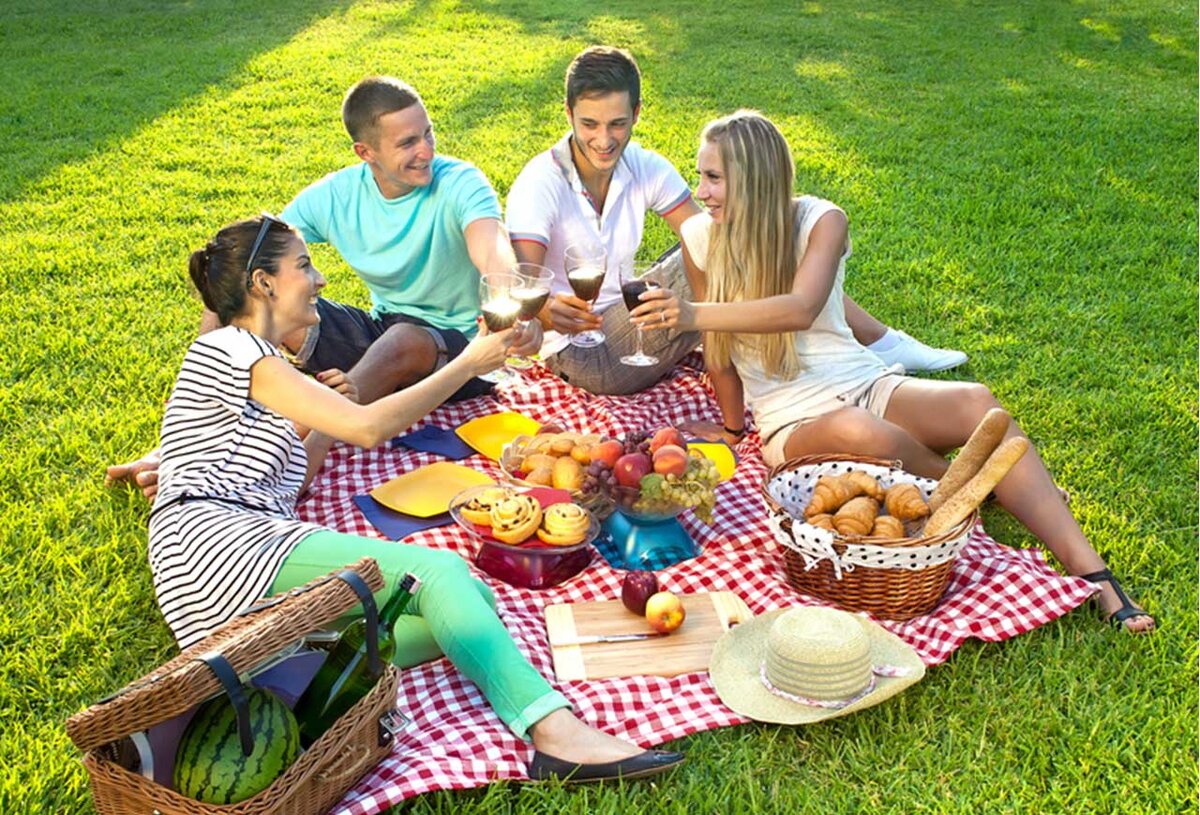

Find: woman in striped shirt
147;214;683;782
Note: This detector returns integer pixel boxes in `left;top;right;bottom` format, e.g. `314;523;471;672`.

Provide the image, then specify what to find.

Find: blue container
595;510;699;571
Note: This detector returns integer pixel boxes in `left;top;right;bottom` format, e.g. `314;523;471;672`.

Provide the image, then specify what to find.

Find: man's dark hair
565;46;641;111
342;76;422;144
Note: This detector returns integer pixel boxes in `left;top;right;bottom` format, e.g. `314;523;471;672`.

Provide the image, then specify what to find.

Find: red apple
644;591;686;634
613;452;652;488
652;444;688;477
620;570;660;615
591;439;624;469
649;427;687;454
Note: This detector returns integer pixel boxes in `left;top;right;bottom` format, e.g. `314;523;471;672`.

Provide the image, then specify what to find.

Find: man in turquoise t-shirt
105;77;537;497
278;76;539;403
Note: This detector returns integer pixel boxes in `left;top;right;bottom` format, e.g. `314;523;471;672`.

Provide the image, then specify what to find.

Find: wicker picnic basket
761;455;977;620
65;557;403;815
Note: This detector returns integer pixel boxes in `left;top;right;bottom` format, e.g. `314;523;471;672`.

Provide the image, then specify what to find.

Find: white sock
867;327;902;353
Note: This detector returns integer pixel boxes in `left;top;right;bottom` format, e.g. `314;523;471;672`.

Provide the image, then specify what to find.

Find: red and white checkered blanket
297;359;1096;813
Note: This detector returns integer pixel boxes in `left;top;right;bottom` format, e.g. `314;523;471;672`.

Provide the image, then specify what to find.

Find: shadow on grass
0;0;357;204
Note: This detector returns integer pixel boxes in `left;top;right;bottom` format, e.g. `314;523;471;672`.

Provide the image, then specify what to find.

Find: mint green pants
269;530;568;739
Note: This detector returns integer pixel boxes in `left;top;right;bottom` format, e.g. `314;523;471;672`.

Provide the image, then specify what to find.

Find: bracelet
723;425;746;438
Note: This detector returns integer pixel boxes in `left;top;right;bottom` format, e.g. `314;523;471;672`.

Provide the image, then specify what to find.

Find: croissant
805;475;857;518
845;470;885;502
884;483;930;521
833;496;879;537
807;513;836;531
870;515;906;538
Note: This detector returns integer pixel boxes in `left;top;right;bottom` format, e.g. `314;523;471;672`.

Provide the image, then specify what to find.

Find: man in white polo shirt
507;46;966;395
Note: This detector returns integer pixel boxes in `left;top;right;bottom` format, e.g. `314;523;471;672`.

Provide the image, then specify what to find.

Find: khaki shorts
760;373;910;467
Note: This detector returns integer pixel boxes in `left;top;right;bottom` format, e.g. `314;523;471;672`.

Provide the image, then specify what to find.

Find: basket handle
195;652;255;757
315;745;373;784
237;561;374;617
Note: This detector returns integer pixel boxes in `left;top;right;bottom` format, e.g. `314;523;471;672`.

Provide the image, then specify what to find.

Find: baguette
924;437;1030;536
928;408;1011;512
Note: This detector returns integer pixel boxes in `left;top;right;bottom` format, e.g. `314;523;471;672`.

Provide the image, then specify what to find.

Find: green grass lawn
1;0;1196;811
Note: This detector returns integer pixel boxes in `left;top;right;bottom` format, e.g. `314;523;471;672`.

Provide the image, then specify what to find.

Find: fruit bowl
448;486;599;590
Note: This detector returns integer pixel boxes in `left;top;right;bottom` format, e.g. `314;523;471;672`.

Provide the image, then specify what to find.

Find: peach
591;440;624;469
645;591;686;634
649;427;687;454
652;444;688;477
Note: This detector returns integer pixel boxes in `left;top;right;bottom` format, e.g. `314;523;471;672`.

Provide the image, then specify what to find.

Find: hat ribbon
758;662;914;710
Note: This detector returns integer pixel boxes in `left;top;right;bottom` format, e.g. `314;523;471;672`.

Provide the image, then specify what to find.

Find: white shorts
760;373;910;467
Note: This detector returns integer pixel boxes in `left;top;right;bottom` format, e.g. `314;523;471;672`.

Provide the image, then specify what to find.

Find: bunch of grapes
581;459;617;501
621;430;650;456
632;451;722;523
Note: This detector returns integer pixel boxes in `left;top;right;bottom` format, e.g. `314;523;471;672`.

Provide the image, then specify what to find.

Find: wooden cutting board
545;591;753;681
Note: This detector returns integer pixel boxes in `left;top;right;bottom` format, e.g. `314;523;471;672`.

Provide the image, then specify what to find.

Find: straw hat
709;606;924;724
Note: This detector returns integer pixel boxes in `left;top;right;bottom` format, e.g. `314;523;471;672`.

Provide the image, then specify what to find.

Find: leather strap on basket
333;569;382;677
195;652;254;757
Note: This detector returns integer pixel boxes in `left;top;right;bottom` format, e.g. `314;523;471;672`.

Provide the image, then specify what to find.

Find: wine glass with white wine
477;272;521;383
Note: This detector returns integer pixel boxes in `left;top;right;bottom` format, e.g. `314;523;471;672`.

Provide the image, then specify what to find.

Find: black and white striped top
148;326;323;649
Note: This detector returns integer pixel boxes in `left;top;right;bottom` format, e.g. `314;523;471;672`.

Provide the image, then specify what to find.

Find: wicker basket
761;455;976;621
66;558;403;815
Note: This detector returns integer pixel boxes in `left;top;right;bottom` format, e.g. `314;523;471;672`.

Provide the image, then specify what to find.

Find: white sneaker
872;330;968;373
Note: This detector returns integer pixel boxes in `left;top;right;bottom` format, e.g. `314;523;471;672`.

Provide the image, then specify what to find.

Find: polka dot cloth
765;461;965;574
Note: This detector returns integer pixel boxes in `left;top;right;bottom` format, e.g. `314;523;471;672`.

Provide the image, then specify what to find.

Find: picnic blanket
297;358;1096;813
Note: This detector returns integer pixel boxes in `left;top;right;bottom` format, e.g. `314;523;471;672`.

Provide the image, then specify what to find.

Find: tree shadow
0;0;355;203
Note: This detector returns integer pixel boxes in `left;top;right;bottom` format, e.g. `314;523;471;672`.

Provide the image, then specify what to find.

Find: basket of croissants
761;409;1029;620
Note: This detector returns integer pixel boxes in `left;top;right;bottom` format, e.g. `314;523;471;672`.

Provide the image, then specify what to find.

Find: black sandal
1079;569;1155;632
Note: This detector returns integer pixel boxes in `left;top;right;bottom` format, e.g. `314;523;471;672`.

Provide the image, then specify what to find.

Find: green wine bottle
293;573;420;746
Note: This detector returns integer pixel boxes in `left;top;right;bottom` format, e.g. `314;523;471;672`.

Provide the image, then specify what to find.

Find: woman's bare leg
882;379;1152;632
782;405;949;477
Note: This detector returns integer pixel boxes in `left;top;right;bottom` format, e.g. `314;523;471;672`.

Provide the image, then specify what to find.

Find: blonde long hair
702;110;800;378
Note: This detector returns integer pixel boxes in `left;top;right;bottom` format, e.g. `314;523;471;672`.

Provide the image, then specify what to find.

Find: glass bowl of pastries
449;485;599;589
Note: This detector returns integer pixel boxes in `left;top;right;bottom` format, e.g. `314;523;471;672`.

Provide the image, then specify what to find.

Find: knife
551;632;668;646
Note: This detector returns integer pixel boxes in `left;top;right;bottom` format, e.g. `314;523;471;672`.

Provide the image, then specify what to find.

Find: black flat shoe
528;749;685;783
1080;568;1156;632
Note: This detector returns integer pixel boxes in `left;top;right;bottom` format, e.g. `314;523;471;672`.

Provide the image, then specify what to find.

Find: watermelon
173;687;300;804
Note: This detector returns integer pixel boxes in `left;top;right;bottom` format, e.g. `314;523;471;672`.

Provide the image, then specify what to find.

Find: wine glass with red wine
477;272;521;383
507;263;554;369
563;243;607;348
619;260;661;367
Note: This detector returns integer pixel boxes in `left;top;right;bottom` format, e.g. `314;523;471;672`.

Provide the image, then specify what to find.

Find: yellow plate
370;462;495;518
455;412;542;461
688;442;737;482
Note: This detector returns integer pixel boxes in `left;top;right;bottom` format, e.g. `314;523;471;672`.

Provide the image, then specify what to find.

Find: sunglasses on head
245;213;288;276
